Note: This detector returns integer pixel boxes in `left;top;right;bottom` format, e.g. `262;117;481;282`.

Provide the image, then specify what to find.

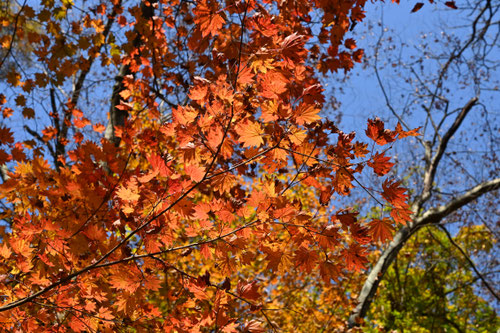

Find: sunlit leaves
0;0;421;330
368;218;394;242
366;118;397;145
236;121;264;147
193;0;226;38
368;152;394;176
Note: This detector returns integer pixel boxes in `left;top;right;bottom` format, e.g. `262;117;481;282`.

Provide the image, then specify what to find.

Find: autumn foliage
0;0;419;331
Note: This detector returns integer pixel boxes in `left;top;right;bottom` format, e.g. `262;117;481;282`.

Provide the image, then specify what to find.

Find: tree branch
104;0;157;144
436;224;499;301
55;2;120;164
348;177;500;327
421;97;478;202
0;0;27;70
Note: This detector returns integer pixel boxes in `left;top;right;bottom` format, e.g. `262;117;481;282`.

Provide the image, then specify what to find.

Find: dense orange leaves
0;0;420;331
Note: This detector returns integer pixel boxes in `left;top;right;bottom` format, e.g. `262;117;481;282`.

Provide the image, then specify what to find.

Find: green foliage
365;225;498;332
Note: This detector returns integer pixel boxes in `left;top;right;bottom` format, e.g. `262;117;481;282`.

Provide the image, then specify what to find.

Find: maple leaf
368;218;394;242
395;122;421;138
342;243;368;271
149;153;170;177
365;118;397;145
294;246;318;273
319;186;333;206
368;152;394;176
189;84;209;101
109;270;141;293
319;261;341;283
193;0;225;37
261;71;288;99
288;127;307;145
69;317;87;332
391;206;413;225
243;320;266;333
236;64;254;87
92;123;106;133
281;33;307;67
0;243;11;259
317;225;340;250
236;121;264;147
98;307;115;321
294;103;321;125
116;178;140;202
382;179;409;209
186;164;206;182
237;280;260;301
411;3;424;12
333;168;354;195
73;117;91;129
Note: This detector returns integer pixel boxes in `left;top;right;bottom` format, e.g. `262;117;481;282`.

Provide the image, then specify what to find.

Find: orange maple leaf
365;118;397;145
368;218;394;242
294;103;321;125
149;153;170;177
186;164;206;182
281;33;307;67
260;71;288;99
395;122;421;138
382;179;408;209
342;243;368;271
368;152;394;176
391;207;413;225
236;121;264;147
237;280;260;301
116;178;140;202
189;84;209;101
193;0;225;37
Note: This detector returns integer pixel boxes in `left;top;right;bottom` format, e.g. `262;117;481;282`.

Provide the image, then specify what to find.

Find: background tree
365;225;498;332
344;0;500;328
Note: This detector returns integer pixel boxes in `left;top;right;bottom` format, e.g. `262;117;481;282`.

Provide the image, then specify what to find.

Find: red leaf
365;118;397;145
149;154;170;177
186;164;206;182
294;103;321;125
445;1;457;9
368;218;394;242
189;84;209;101
382;179;409;209
395;122;421;138
411;2;424;12
244;320;266;333
193;0;225;37
0;126;14;145
319;186;333;206
260;71;288;99
237;280;260;301
368;152;394;176
342;243;368;271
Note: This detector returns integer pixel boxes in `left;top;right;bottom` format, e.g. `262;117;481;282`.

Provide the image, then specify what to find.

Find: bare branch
0;0;27;70
348;177;500;327
55;1;120;163
417;96;478;208
436;225;499;301
416;177;500;225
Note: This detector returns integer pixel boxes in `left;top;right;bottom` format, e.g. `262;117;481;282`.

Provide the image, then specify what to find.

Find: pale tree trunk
348;0;500;325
